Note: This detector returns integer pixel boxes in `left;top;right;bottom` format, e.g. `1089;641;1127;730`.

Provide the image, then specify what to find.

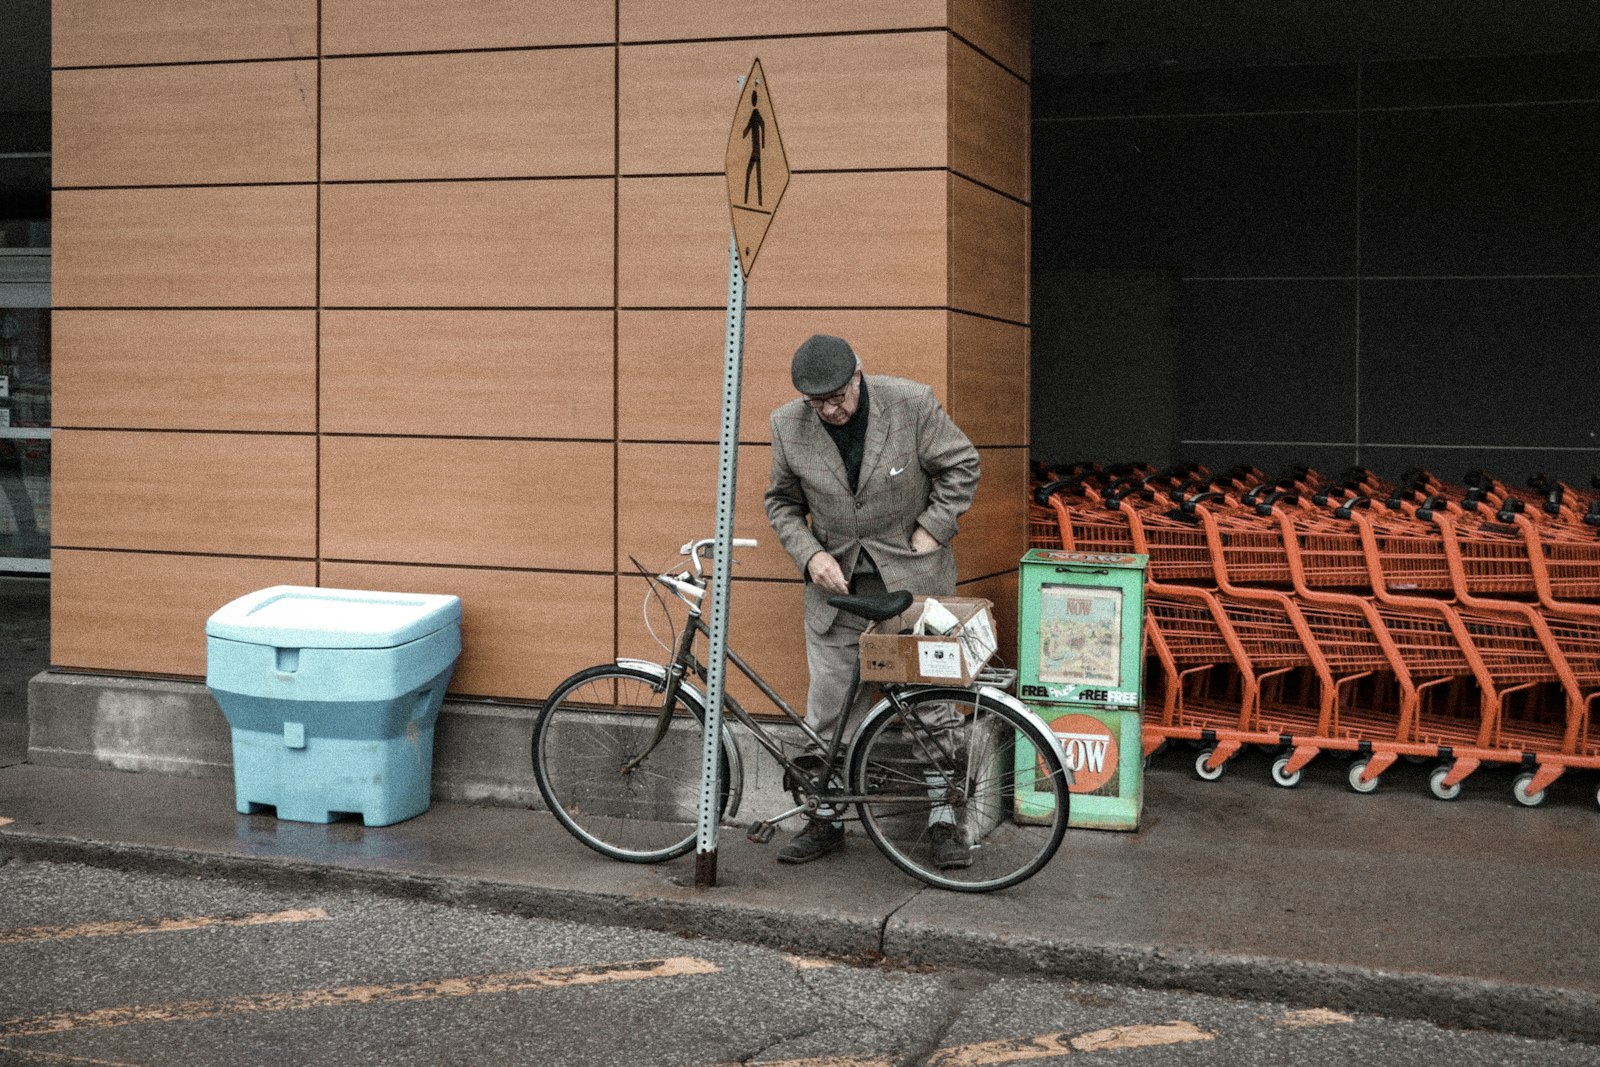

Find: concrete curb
5;829;1596;1045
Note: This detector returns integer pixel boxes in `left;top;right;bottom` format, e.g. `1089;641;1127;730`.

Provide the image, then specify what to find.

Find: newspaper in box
858;596;998;685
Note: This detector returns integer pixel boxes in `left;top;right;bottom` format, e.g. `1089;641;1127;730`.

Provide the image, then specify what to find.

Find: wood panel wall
49;0;1030;707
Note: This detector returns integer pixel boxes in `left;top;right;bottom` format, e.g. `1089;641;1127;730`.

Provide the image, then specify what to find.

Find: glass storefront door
0;247;50;573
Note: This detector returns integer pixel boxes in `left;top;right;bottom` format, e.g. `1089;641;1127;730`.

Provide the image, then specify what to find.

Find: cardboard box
859;596;998;685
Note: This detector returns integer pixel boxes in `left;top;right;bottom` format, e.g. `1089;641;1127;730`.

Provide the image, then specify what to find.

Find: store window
0;227;49;573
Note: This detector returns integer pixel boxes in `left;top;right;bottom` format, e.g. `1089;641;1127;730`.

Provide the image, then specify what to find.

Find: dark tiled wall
1032;53;1600;489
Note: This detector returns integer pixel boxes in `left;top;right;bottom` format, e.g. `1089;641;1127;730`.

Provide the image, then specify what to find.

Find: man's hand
910;526;939;553
806;551;850;595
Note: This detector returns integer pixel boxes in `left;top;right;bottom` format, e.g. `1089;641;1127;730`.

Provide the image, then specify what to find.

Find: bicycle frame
629;560;988;826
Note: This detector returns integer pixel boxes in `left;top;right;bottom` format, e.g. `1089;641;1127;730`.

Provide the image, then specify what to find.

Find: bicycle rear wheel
848;689;1069;892
532;664;728;863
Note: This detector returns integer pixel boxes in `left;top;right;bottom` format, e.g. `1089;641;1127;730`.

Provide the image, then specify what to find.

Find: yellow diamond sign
725;58;789;278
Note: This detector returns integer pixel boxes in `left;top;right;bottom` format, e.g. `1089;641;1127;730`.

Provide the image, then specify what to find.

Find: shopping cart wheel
1347;759;1380;794
1511;773;1547;808
1428;764;1462;801
1269;755;1302;789
1194;748;1226;781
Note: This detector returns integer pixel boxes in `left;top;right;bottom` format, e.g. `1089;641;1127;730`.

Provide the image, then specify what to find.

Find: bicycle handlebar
677;537;760;579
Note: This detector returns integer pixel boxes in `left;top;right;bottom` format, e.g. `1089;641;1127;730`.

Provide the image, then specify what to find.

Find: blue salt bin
206;586;461;826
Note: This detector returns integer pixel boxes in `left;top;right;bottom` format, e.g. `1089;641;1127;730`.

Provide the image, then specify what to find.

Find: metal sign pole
696;229;747;888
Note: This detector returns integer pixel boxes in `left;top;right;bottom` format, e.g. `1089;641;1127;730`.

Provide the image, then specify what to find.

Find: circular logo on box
1050;714;1118;793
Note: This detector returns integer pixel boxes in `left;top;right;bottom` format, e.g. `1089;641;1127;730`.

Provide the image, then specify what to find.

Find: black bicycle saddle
827;589;914;622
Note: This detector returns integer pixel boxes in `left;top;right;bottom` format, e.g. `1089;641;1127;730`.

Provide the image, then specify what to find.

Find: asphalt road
1;857;1595;1067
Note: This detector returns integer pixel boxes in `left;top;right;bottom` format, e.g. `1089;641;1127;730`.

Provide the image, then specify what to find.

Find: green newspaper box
1015;548;1148;831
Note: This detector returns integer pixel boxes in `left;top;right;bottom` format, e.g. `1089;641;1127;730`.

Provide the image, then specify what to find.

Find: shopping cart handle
1033;478;1083;505
1142;465;1184;488
1314;485;1352;506
1415;495;1455;521
1253;490;1298;516
1105;484;1150;508
1272;465;1311;487
1168;477;1214;503
1386;487;1420;508
1543;484;1565;516
1333;495;1372;519
1178;491;1222;514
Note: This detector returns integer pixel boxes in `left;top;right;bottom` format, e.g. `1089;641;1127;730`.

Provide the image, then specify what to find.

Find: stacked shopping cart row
1029;464;1600;808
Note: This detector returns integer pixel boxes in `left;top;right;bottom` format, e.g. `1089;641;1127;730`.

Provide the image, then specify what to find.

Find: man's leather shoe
776;819;845;864
929;822;972;869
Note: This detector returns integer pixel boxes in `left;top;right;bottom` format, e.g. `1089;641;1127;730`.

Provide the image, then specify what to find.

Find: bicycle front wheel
848;689;1070;892
532;664;728;863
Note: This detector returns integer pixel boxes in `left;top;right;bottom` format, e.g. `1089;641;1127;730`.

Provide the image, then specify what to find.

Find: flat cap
790;334;858;395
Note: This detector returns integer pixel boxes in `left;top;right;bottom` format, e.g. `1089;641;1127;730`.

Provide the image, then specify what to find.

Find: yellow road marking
733;1059;889;1067
926;1021;1213;1066
1070;1022;1213;1053
703;1020;1215;1067
0;907;330;945
0;1044;145;1066
1279;1008;1353;1028
926;1033;1076;1065
783;954;837;970
0;956;719;1039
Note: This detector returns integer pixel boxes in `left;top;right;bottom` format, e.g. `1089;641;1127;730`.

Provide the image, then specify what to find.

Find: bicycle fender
613;659;746;817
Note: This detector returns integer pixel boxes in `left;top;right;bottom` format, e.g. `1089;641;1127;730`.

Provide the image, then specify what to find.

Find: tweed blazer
765;375;981;634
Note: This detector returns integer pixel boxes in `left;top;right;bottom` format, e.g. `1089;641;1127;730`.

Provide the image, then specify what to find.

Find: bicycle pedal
746;821;778;845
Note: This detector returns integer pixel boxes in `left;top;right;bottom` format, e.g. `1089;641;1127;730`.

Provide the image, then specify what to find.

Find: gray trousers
804;572;963;826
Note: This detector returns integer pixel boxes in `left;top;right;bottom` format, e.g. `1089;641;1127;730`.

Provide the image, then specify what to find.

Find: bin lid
206;586;462;649
1021;548;1149;570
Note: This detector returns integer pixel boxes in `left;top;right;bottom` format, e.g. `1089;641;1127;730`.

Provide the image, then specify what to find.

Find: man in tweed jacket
764;334;981;865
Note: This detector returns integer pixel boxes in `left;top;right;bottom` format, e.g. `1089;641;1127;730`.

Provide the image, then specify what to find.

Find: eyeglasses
802;376;857;410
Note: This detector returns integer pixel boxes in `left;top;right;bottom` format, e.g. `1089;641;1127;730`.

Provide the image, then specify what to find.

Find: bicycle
531;537;1073;892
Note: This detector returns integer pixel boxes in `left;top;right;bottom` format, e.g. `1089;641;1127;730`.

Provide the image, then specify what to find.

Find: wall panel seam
618;27;948;48
54;310;319;314
320;433;616;443
52;546;317;562
323;43;616;60
316;0;324;585
958;567;1022;582
53;427;320;436
618;304;968;312
320;560;628;575
622;167;950;178
321;175;614;185
948;170;1029;208
53;44;625;73
948;31;1028;86
56;182;320;191
53;57;318;72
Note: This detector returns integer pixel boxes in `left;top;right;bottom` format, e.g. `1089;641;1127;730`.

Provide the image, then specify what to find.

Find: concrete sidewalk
2;746;1596;1043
